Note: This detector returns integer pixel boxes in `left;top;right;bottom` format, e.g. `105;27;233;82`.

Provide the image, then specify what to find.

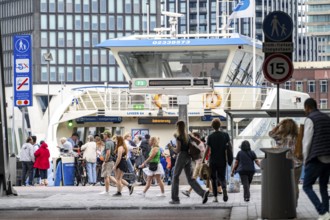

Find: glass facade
0;0;159;85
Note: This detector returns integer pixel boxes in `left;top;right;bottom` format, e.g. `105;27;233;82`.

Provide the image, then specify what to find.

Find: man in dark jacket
203;118;233;203
302;98;330;220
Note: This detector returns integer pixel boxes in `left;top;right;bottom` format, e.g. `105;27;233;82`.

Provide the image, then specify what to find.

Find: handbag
148;162;158;171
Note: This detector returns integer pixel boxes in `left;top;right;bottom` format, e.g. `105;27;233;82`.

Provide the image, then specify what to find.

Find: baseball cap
102;130;112;137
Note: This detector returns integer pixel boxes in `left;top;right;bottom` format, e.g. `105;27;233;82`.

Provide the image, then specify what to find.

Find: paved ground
0;184;322;220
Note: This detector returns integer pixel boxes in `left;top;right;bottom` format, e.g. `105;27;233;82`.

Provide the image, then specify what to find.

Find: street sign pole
262;11;294;124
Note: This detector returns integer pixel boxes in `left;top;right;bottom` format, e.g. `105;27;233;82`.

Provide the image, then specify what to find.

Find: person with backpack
168;121;209;205
181;132;205;197
231;140;260;202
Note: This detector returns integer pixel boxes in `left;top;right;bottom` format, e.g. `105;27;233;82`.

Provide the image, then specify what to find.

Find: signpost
13;35;33;107
262;11;293;123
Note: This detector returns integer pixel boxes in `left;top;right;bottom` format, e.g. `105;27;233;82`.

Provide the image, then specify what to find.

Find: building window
66;0;73;12
66;15;73;30
284;81;291;90
109;16;115;30
100;0;106;13
67;67;73;81
75;0;81;12
83;15;90;30
92;67;99;82
75;50;82;64
320;80;328;93
320;99;327;109
308;80;315;93
100;16;106;30
83;0;90;13
84;67;91;82
40;0;47;12
41;15;47;29
75;32;82;47
92;16;98;30
75;67;82;82
49;15;56;30
295;81;303;92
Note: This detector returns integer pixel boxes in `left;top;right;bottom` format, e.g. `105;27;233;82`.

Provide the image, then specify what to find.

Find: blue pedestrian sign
13;35;33;107
262;11;293;42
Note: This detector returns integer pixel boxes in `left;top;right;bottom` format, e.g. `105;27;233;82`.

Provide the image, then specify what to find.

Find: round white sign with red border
262;53;293;84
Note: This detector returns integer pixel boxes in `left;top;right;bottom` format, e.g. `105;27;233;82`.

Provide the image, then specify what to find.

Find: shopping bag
228;177;240;193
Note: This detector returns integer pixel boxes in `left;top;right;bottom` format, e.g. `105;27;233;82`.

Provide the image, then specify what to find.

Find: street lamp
43;52;53;127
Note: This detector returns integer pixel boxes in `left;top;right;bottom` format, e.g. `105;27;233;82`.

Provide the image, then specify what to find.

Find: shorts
118;158;128;172
193;163;203;179
101;161;114;177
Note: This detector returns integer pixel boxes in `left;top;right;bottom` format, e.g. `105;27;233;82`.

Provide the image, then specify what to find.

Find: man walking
203;118;233;203
302;98;330;220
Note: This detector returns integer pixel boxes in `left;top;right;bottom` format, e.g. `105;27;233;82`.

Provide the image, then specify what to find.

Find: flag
228;0;255;20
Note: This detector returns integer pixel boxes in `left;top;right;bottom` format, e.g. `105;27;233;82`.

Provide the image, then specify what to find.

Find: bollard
260;148;296;219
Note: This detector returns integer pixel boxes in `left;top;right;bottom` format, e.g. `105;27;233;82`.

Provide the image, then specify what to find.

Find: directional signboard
262;53;293;84
13;35;33;107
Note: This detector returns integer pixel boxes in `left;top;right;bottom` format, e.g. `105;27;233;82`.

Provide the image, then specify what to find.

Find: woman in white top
81;135;97;185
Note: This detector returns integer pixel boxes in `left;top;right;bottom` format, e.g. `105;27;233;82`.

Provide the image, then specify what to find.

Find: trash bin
260;148;296;219
61;157;75;186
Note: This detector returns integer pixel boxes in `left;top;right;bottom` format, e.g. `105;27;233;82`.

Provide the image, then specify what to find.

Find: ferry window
295;81;303;92
308;80;315;93
320;80;328;93
320;99;327;109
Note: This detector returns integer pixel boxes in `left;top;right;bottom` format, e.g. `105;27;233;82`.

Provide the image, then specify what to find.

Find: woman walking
169;120;209;204
81;135;97;185
231;140;260;202
269;118;302;204
139;136;165;197
34;142;50;186
113;136;131;196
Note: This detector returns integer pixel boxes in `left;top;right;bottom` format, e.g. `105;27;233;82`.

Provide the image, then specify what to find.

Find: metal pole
146;2;150;35
47;60;50;127
277;84;280;123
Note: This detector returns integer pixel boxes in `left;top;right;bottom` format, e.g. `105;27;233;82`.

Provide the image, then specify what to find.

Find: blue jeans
21;161;34;185
126;158;134;173
303;159;330;215
86;162;97;184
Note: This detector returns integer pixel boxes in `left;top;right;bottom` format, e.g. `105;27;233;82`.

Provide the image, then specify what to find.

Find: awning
58;110;98;123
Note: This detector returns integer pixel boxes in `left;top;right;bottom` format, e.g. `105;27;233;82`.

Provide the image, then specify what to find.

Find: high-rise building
0;0;161;87
304;0;330;61
163;0;322;62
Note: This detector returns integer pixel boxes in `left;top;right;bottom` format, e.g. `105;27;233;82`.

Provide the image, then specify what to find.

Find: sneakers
244;198;250;202
112;192;122;197
202;191;209;204
208;192;214;197
318;212;330;220
128;184;134;195
169;200;180;204
213;197;218;203
156;193;166;197
181;190;190;197
99;191;109;195
223;189;228;202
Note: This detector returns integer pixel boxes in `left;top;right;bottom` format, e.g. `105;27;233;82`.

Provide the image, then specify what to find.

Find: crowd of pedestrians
17;98;329;220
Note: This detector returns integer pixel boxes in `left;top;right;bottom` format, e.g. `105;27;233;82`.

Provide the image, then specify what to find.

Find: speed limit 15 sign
262;53;293;84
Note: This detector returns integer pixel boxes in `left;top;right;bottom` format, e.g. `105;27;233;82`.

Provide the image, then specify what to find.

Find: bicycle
74;157;88;186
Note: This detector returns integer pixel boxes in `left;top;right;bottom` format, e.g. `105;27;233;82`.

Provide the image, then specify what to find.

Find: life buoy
153;94;162;108
204;92;221;109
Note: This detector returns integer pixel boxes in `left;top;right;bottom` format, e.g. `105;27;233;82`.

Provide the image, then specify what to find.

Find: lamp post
43;52;53;127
